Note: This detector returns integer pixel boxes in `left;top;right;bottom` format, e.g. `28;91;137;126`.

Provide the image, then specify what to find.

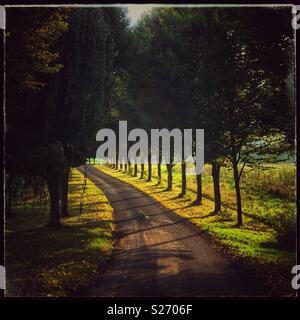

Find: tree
224;8;293;225
201;7;294;225
44;8;130;224
6;7;70;219
6;7;131;226
129;8;192;192
127;7;294;224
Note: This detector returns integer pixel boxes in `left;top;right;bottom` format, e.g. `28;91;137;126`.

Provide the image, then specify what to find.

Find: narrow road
78;165;264;297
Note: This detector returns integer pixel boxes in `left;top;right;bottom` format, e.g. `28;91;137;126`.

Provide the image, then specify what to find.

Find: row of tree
6;7;130;226
6;7;294;227
109;7;294;226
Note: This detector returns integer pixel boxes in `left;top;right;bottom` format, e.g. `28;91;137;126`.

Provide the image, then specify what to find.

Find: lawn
5;168;114;297
96;163;296;293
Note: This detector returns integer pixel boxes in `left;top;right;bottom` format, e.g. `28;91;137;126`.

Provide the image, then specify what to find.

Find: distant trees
126;9;191;192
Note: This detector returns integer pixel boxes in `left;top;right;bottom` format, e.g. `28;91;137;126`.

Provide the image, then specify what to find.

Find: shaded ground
6;169;113;297
77;165;267;297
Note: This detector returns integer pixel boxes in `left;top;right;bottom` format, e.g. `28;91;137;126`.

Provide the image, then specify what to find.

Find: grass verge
6;168;114;297
96;164;296;294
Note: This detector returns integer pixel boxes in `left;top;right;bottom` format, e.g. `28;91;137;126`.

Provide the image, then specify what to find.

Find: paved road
78;165;264;297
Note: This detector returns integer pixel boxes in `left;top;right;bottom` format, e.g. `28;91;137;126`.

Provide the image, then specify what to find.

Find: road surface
77;165;264;297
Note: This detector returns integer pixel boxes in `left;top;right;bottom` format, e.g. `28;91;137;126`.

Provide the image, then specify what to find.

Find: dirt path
78;165;264;297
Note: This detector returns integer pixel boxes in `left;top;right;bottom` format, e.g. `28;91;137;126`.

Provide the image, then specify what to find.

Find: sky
126;5;153;24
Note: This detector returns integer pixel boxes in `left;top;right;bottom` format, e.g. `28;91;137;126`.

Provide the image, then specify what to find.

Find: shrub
274;210;296;250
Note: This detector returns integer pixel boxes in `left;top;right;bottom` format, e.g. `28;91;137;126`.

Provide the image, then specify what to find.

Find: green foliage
120;7;295;225
242;163;295;199
6;7;130;225
45;8;131;164
273;209;296;250
6;169;114;297
6;8;70;93
5;6;296;294
102;163;295;256
6;8;70;178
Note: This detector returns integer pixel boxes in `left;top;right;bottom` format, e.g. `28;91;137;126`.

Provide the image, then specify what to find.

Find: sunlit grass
96;163;296;293
96;164;295;264
6;168;114;297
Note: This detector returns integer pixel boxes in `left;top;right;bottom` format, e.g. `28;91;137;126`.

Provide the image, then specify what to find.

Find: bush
242;165;295;199
274;210;296;250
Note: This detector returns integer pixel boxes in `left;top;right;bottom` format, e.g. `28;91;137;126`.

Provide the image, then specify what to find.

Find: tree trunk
128;162;132;175
157;163;161;185
233;161;242;226
166;163;173;190
47;176;61;227
120;163;123;170
147;156;152;181
212;163;221;213
134;163;138;176
124;163;127;173
195;174;202;204
179;163;186;197
61;167;70;217
140;164;144;179
115;156;118;170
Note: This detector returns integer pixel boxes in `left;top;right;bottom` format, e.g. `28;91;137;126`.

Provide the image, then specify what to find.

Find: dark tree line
6;7;130;226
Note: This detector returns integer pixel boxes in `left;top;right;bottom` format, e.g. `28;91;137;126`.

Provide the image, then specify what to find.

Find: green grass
96;163;296;292
6;169;114;297
129;162;296;229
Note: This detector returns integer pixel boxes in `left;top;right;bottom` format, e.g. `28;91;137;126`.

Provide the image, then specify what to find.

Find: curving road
77;165;264;297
